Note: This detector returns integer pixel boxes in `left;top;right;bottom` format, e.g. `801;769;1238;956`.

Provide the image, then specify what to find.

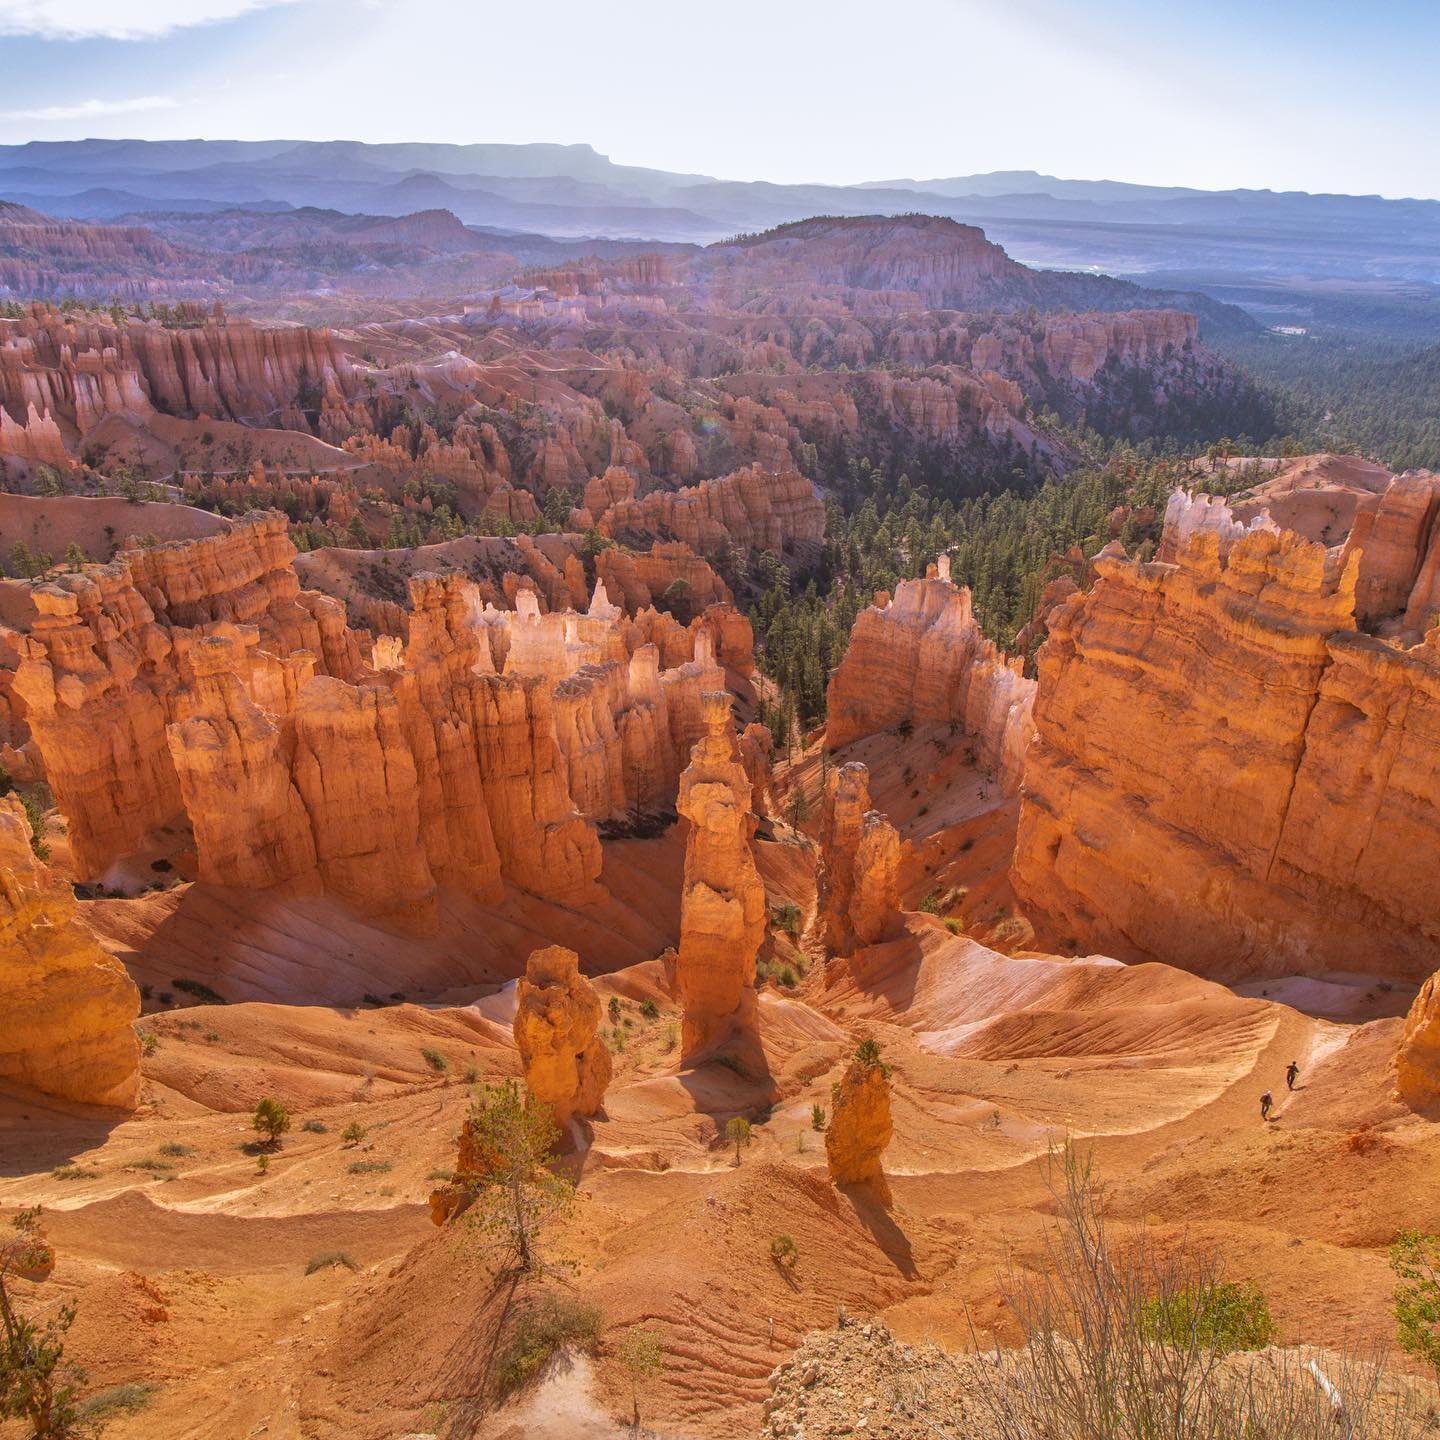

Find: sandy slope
2;756;1436;1438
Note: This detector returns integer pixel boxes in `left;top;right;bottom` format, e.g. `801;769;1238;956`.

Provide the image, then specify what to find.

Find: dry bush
958;1144;1425;1440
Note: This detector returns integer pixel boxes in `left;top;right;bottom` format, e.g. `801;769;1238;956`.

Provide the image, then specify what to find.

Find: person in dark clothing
1260;1091;1274;1121
1286;1060;1299;1091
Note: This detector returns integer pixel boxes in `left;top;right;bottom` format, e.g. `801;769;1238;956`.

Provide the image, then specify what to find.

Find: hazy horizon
0;0;1437;201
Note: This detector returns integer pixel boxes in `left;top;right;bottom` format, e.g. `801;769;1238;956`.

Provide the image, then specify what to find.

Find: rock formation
1397;974;1440;1111
1013;527;1440;980
812;763;900;953
0;794;141;1106
596;463;824;555
825;555;1036;792
675;691;766;1060
512;945;611;1131
825;1048;893;1200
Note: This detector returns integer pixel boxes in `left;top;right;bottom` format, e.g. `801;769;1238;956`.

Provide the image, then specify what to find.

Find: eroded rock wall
1013;528;1440;979
825;557;1035;792
0;794;141;1106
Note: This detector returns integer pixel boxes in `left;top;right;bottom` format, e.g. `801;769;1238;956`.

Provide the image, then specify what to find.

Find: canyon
0;202;1436;1440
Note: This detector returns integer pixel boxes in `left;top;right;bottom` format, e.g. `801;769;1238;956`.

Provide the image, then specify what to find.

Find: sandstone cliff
1013;528;1440;979
0;794;141;1106
825;555;1036;793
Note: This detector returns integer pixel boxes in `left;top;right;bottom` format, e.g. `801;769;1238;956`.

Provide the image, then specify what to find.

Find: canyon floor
1;729;1431;1440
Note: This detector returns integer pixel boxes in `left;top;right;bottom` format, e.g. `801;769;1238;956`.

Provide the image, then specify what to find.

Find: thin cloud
0;94;179;121
0;1;301;41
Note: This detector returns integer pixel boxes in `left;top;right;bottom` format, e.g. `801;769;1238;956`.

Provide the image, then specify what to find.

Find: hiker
1286;1060;1299;1091
1260;1090;1273;1121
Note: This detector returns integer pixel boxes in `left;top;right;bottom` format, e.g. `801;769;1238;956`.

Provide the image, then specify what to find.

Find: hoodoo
812;762;901;953
512;944;612;1132
825;1046;894;1201
674;690;767;1059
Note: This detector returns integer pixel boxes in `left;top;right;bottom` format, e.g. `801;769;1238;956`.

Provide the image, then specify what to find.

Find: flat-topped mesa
825;1050;894;1201
512;945;612;1133
596;463;825;554
825;554;1036;793
0;794;141;1107
1014;525;1440;979
811;763;901;954
675;691;767;1060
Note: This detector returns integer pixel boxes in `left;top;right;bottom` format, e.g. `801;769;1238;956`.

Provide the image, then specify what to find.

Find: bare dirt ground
3;729;1435;1439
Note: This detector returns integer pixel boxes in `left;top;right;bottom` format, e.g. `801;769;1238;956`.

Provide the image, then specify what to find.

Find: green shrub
853;1038;890;1077
304;1251;360;1275
172;978;226;1005
770;1234;798;1269
919;890;942;914
810;1103;827;1132
725;1116;752;1163
639;998;659;1020
301;1120;328;1134
1143;1280;1277;1353
252;1097;291;1145
492;1295;601;1396
777;966;797;988
341;1122;366;1147
1391;1229;1440;1382
348;1160;391;1176
420;1047;449;1074
76;1382;158;1424
51;1165;100;1181
771;901;802;937
159;1142;196;1157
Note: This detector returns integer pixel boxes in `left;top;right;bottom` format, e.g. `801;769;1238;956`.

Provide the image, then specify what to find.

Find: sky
0;0;1437;198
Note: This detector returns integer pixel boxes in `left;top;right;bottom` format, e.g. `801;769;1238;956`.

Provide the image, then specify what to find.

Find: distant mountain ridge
1;140;1437;284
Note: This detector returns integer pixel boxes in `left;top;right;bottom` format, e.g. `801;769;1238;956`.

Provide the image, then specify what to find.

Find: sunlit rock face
675;691;766;1060
0;794;141;1107
1013;526;1440;980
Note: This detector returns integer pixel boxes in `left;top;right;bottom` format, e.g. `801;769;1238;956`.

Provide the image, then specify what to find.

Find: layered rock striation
1013;526;1440;979
825;555;1036;792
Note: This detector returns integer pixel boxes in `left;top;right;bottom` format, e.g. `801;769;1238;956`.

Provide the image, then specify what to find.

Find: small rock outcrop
825;1049;894;1200
1398;974;1440;1110
0;794;141;1106
812;763;900;953
512;945;612;1130
675;691;766;1060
